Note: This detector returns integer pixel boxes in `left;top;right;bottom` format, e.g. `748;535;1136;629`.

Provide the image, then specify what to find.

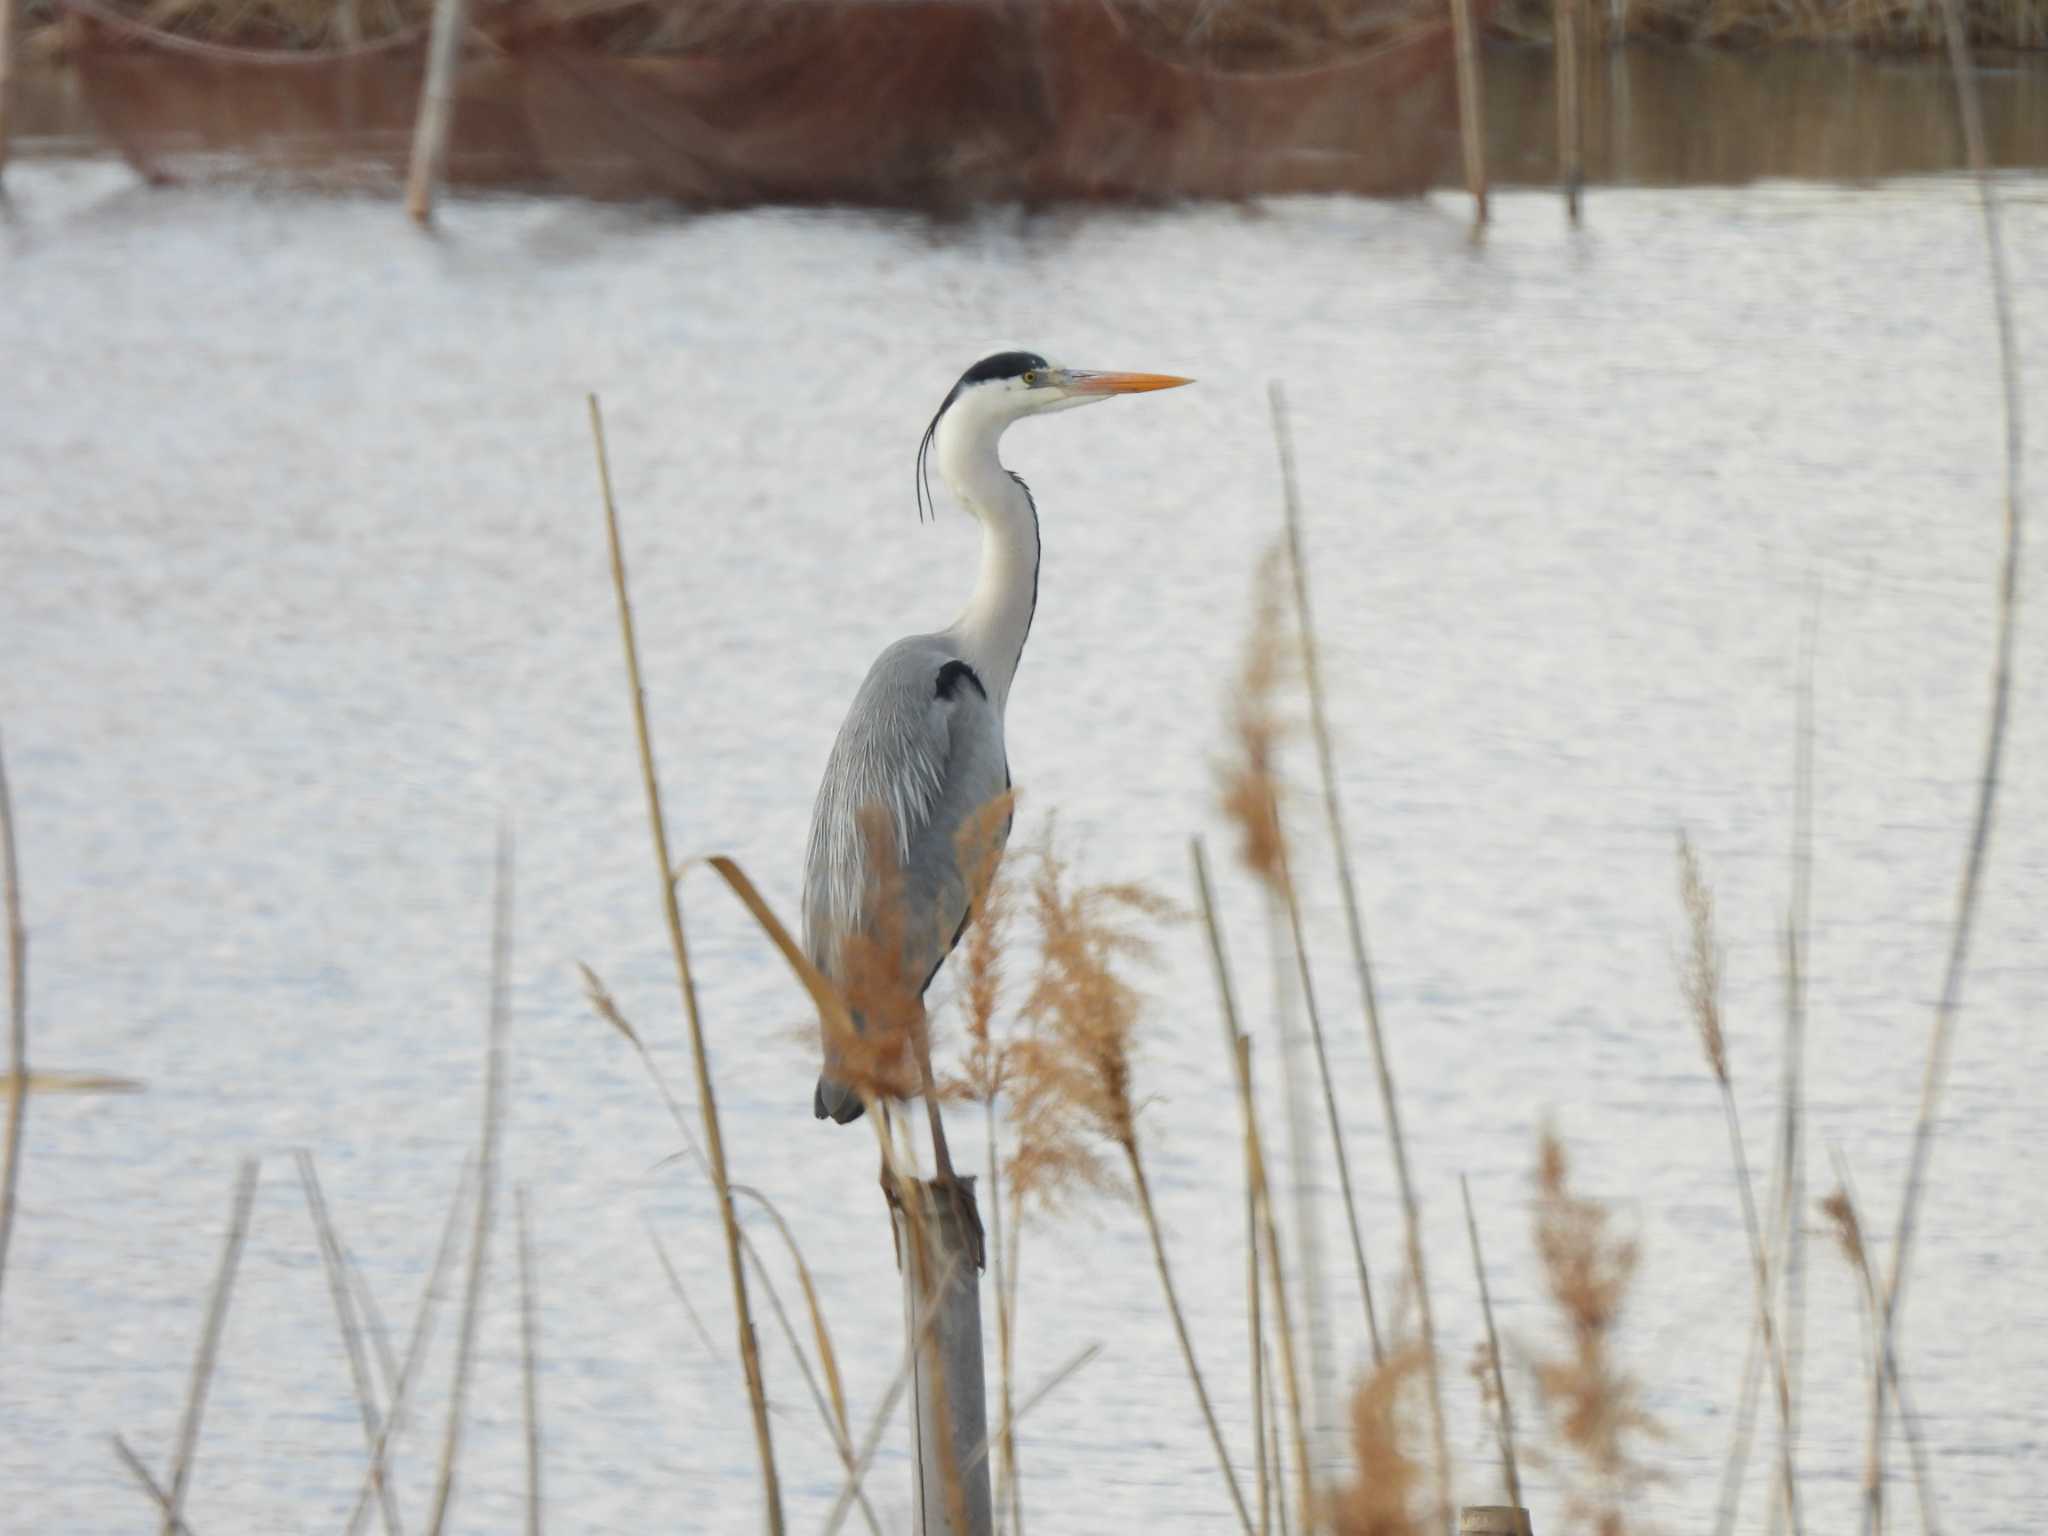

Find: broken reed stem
1868;6;2025;1533
296;1150;400;1536
1193;837;1313;1527
1718;1075;1801;1536
1712;1288;1767;1536
343;1156;477;1536
1264;1333;1291;1536
518;1187;542;1536
425;829;512;1536
1269;384;1450;1529
402;0;469;223
647;1222;721;1358
113;1434;200;1536
347;1248;402;1411
1449;0;1488;232
0;733;27;1341
588;394;783;1535
163;1157;260;1536
1124;1142;1255;1536
1270;803;1384;1366
1460;1175;1522;1512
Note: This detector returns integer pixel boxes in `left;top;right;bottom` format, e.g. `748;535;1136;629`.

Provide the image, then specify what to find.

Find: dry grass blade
1676;832;1800;1535
346;1245;402;1411
0;731;29;1337
957;1341;1102;1482
12;1069;144;1094
343;1155;476;1536
1193;837;1313;1527
163;1156;260;1536
1461;1175;1521;1511
645;1220;720;1357
732;1183;850;1444
1269;382;1447;1522
295;1150;400;1536
589;393;783;1534
1870;7;2026;1531
518;1188;543;1536
426;829;512;1536
111;1433;200;1536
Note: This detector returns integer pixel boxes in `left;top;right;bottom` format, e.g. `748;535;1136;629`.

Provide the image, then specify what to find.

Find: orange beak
1058;369;1195;395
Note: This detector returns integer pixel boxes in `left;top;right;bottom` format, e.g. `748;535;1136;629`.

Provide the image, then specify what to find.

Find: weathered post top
1460;1506;1534;1535
894;1175;992;1536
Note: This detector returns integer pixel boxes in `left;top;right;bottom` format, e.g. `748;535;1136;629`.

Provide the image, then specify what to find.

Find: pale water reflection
1;161;2045;1535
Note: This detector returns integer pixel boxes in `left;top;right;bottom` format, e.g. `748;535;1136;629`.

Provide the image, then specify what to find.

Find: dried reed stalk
1530;1132;1659;1534
956;1342;1102;1484
1770;593;1819;1536
1326;1347;1429;1536
1193;838;1313;1528
111;1433;200;1536
1269;384;1449;1526
1677;832;1801;1536
1868;4;2025;1530
518;1188;543;1536
587;395;783;1534
163;1157;260;1536
296;1150;400;1536
426;828;511;1536
1461;1175;1521;1511
0;733;27;1338
346;1247;402;1410
1015;841;1251;1535
1823;1154;1940;1536
1247;1103;1269;1536
343;1155;477;1536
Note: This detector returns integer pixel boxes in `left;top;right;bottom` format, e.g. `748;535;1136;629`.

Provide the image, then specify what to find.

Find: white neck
935;409;1040;716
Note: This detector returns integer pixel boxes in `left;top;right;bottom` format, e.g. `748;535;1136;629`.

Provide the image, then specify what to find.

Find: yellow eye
1022;370;1037;386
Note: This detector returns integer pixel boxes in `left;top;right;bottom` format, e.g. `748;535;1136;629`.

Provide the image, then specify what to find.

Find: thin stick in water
402;0;470;223
588;395;784;1533
1460;1175;1521;1510
1449;0;1488;232
1556;0;1582;221
163;1158;260;1536
425;828;511;1536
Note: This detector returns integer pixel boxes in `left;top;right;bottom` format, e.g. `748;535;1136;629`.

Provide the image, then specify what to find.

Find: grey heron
802;350;1191;1222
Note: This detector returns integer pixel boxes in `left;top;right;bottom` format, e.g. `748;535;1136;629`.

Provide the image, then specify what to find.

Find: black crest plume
915;351;1050;523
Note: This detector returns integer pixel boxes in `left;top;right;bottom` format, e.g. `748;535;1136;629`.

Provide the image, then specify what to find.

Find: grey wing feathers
802;636;1011;990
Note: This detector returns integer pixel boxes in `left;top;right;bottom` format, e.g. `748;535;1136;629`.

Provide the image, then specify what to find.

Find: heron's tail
813;1075;866;1125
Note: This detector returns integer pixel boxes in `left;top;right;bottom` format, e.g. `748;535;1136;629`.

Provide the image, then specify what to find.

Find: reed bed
18;0;2048;55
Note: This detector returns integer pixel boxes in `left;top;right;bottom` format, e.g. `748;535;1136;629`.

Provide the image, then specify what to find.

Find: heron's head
916;350;1192;520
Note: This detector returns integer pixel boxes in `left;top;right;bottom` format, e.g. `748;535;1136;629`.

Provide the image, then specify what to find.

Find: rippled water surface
3;162;2046;1534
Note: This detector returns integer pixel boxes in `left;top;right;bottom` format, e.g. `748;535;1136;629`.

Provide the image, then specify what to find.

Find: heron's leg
912;1003;985;1270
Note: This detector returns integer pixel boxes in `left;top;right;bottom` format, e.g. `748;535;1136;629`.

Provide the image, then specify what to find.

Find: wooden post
404;0;471;225
1556;0;1582;222
895;1179;992;1536
1460;1507;1534;1535
1449;0;1488;234
0;0;20;184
